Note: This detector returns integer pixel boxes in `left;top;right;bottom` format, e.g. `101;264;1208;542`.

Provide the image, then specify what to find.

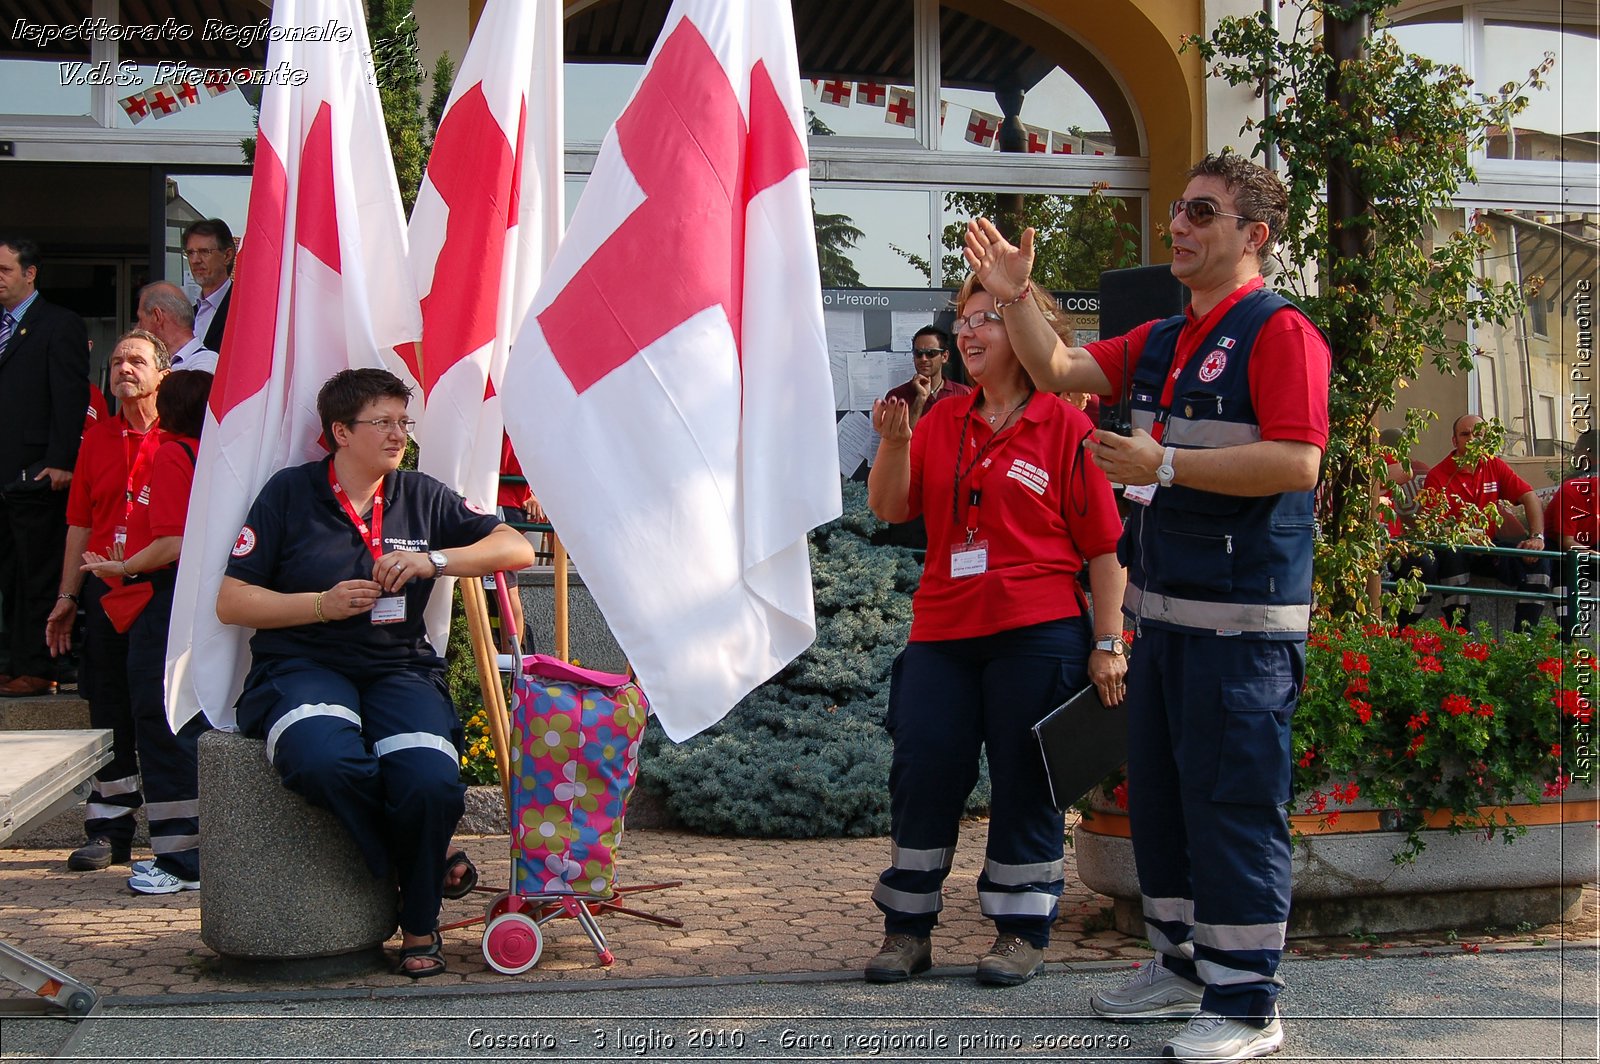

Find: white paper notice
835;410;879;476
890;311;938;352
825;310;866;409
848;351;900;411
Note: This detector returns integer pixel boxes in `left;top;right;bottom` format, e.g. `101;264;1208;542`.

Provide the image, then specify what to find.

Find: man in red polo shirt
1420;413;1550;631
46;330;168;871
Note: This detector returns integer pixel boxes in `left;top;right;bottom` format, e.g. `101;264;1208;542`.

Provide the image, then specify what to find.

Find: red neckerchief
328;463;385;562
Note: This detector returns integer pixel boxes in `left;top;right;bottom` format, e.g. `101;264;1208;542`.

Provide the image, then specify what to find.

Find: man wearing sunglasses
965;153;1330;1064
883;325;970;429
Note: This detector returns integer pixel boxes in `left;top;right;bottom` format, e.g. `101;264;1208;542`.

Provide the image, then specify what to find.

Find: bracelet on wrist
991;281;1033;311
57;592;79;603
314;591;327;623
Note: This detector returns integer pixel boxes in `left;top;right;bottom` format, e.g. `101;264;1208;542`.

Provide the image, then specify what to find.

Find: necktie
0;310;13;351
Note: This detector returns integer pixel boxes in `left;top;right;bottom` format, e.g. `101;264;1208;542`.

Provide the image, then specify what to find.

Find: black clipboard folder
1032;685;1129;811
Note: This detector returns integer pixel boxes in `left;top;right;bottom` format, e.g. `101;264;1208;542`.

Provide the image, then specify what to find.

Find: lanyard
950;394;1030;540
122;418;162;510
327;463;385;562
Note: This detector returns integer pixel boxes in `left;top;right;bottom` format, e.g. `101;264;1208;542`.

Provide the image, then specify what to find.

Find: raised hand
963;218;1035;301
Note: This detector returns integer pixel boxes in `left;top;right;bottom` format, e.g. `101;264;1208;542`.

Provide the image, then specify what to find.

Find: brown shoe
0;675;57;697
977;933;1045;986
864;933;932;983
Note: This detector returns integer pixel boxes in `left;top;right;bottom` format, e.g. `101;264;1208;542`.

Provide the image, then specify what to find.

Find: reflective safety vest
1121;288;1319;639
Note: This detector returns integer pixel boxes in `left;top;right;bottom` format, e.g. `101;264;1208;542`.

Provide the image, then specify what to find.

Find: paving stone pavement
1;822;1594;1003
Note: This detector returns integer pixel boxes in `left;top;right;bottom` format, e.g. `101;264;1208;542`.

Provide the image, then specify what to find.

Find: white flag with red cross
855;82;886;107
119;93;150;124
818;79;852;106
965;108;1000;147
411;0;563;514
500;0;842;741
885;85;915;127
143;83;187;118
165;0;422;731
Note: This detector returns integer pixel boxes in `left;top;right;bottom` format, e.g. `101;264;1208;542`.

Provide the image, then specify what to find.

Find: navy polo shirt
226;456;503;673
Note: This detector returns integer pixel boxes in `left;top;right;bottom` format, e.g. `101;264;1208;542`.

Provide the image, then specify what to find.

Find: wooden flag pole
553;535;570;662
459;576;513;811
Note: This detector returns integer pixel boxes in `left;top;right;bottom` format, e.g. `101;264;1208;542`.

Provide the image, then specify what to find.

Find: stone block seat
199;731;396;960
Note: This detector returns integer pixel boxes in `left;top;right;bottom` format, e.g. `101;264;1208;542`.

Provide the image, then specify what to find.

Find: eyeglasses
184;246;224;259
955;310;1003;332
1170;199;1253;226
350;417;417;435
912;347;946;358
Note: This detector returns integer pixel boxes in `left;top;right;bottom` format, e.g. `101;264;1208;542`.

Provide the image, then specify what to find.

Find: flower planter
1075;785;1597;938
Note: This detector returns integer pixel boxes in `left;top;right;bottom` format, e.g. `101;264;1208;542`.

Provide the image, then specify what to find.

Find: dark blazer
201;284;232;353
0;295;89;491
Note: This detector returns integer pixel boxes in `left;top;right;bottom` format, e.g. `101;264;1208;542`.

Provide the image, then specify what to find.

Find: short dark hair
317;368;412;448
157;370;213;437
1186;152;1289;262
181;218;235;253
0;237;41;273
913;325;950;351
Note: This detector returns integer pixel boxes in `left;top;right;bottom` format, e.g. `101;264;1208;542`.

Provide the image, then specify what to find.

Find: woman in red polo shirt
863;276;1127;988
81;370;212;895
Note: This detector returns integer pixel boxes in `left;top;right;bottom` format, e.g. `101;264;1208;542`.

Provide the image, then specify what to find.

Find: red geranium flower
1418;655;1443;673
1346;676;1370;695
1406;711;1430;732
1112;780;1129;810
1462;643;1491;662
1442;694;1473;717
1342;651;1372;674
1554;690;1592;722
1348;697;1374;724
1536;658;1563;681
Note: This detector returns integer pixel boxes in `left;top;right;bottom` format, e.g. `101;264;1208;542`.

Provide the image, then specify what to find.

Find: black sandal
395;930;446;979
442;849;478;899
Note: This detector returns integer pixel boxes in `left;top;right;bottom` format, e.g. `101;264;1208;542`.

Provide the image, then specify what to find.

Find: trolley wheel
484;891;516;923
482;912;542;974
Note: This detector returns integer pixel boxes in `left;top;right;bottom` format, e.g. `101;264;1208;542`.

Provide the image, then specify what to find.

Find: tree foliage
1186;1;1549;618
895;186;1140;290
367;0;431;214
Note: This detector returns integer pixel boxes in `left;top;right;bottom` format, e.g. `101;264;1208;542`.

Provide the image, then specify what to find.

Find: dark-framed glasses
1170;198;1252;226
351;416;417;435
955;310;1003;331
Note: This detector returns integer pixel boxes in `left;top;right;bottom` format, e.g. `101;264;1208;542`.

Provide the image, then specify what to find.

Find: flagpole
553;536;570;663
459;575;513;810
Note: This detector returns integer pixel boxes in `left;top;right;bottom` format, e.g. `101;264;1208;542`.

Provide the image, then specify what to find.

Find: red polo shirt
1084;277;1330;448
904;390;1123;641
65;413;160;557
123;434;199;568
1546;477;1596;549
1421;454;1532;538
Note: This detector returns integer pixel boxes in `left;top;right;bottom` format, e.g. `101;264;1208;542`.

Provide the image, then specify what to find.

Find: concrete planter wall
1075;786;1597;938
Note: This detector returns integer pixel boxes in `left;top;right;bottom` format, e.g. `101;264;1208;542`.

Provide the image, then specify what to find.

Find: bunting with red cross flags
409;0;564;647
500;0;842;741
165;0;423;731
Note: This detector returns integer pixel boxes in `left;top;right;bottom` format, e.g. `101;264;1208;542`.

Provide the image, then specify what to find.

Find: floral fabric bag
509;654;649;899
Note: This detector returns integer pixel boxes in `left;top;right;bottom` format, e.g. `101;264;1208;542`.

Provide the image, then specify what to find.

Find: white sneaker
1090;955;1205;1021
130;858;155;876
128;867;200;895
1162;1008;1284;1062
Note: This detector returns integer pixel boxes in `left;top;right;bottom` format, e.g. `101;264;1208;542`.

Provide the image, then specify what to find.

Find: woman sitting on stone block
216;368;534;977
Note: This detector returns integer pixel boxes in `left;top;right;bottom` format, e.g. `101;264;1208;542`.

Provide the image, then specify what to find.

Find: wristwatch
1093;635;1127;656
1155;446;1177;488
428;550;448;577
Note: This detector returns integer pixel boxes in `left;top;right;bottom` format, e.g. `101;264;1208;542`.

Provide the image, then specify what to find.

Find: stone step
0;692;90;731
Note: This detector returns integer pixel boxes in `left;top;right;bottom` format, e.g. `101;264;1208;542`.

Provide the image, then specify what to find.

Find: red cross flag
818;79;852;106
144;85;185;117
501;0;842;741
965;108;999;147
119;93;150;123
855;82;886;106
1024;124;1049;154
176;80;201;106
411;0;562;513
885;86;915;127
165;0;422;731
409;0;564;647
1050;131;1077;155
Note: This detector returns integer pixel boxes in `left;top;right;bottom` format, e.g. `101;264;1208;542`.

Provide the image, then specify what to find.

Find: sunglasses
912;347;946;358
1170;198;1253;226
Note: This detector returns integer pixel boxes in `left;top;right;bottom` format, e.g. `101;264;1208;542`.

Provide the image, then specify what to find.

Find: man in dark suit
0;237;90;696
183;219;234;354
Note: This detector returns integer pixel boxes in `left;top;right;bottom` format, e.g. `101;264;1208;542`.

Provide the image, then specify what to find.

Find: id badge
113;525;127;547
371;595;407;624
481;574;497;589
951;540;989;578
1123;483;1157;506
